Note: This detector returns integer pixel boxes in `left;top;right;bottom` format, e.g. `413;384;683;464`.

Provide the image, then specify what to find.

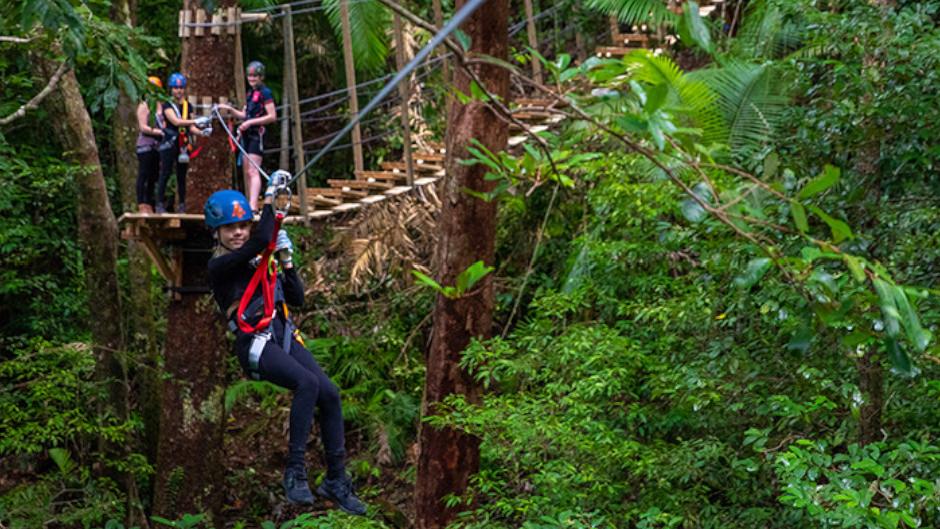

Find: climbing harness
212;104;271;181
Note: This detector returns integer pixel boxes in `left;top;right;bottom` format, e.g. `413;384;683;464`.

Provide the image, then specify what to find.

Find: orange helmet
147;76;163;89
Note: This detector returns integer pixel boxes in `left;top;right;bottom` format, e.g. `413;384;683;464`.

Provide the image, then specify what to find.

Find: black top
207;204;304;327
244;85;274;137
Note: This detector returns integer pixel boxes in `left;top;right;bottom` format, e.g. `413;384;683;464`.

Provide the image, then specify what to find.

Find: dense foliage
1;0;938;528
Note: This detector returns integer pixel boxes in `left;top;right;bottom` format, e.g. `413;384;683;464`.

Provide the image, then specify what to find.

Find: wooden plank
333;202;361;212
508;135;527;147
139;234;176;284
355;170;408;181
327;179;392;190
385;186;413;196
283;4;308;219
211;11;222;36
178;10;185;38
309;210;334;219
414;152;444;163
524;0;542;85
195;9;206;36
595;46;639;58
227;7;238;35
183;9;192;38
381;161;442;174
413;176;439;186
360;194;387;205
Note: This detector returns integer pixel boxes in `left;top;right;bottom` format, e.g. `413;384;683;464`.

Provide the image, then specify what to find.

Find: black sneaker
316;475;367;515
283;467;315;506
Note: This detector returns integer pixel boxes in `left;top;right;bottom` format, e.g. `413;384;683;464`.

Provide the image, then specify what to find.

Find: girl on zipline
156;72;212;214
217;60;276;213
204;184;366;514
135;76;165;214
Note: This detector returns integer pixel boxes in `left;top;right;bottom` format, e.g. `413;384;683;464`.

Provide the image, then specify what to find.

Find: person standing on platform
217;61;276;212
135;76;165;214
156;72;212;214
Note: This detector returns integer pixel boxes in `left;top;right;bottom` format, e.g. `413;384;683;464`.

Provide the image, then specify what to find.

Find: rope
290;0;490;186
212;106;271;181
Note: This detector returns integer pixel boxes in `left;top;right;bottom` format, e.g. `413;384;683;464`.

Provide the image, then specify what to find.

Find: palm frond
731;1;805;59
324;0;390;73
625;51;726;145
584;0;678;28
692;61;789;156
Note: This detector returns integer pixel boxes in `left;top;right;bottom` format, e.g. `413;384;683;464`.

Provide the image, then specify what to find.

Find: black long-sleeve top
207;204;304;326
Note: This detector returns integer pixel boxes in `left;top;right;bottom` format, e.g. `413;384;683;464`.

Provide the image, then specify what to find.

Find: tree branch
0;36;34;43
0;60;69;127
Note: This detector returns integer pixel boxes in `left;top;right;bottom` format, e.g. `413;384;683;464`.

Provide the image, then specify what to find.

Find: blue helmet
204;190;252;229
168;72;187;88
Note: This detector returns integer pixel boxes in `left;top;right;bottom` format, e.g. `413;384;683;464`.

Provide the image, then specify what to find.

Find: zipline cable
290;0;489;186
212;106;272;181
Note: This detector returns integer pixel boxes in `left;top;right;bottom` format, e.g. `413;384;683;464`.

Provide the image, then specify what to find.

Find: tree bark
109;0;162;472
152;0;236;520
414;1;509;528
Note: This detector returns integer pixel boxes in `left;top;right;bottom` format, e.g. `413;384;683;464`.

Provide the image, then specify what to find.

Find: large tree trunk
414;1;509;527
35;51;133;509
151;0;236;520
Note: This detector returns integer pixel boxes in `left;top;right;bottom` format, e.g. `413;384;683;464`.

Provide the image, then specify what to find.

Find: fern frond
584;0;678;28
324;0;390;73
625;51;726;145
693;61;789;156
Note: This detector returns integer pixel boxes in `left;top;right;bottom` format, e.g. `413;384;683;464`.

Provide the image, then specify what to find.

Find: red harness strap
235;213;284;334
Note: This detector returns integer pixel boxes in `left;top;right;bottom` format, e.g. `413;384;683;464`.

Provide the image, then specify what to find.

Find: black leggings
157;145;187;209
238;319;346;475
136;149;159;206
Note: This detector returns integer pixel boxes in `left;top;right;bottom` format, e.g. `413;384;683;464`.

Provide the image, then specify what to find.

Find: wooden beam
283;5;309;219
393;13;415;185
139;233;177;285
340;0;364;173
523;0;542;85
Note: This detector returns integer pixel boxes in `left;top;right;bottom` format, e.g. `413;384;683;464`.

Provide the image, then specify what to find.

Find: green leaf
885;337;914;377
790;202;809;233
763;152;780;179
679;1;714;54
734;257;772;288
797;164;840;199
455;261;494;296
412;270;444;295
49;447;73;474
469;80;491;102
873;278;901;338
454;29;471;51
807;205;853;243
890;284;932;352
843;255;866;283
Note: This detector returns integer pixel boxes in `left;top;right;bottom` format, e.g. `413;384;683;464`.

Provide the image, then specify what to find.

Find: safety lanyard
235;212;284;334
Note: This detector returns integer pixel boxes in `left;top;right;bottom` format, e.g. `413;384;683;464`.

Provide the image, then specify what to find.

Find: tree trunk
414;1;509;528
151;0;236;520
35;51;129;482
854;0;894;446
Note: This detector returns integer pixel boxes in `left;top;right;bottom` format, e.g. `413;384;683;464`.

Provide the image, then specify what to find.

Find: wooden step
425;141;446;154
319;185;367;199
354;170;409;182
616;33;650;46
414;152;444;163
328;179;393;191
381;161;443;174
512;110;553;121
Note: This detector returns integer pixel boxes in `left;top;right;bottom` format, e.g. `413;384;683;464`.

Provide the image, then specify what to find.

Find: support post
393;13;415;185
432;0;449;86
234;12;246;108
283;5;308;217
279;9;292;171
340;0;364;173
523;0;542;85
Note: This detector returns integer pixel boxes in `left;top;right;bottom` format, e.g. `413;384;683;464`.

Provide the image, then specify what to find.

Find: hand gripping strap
235;213;284;334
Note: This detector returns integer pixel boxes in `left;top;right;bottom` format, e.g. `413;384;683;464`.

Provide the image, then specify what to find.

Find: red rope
235;213;284;334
